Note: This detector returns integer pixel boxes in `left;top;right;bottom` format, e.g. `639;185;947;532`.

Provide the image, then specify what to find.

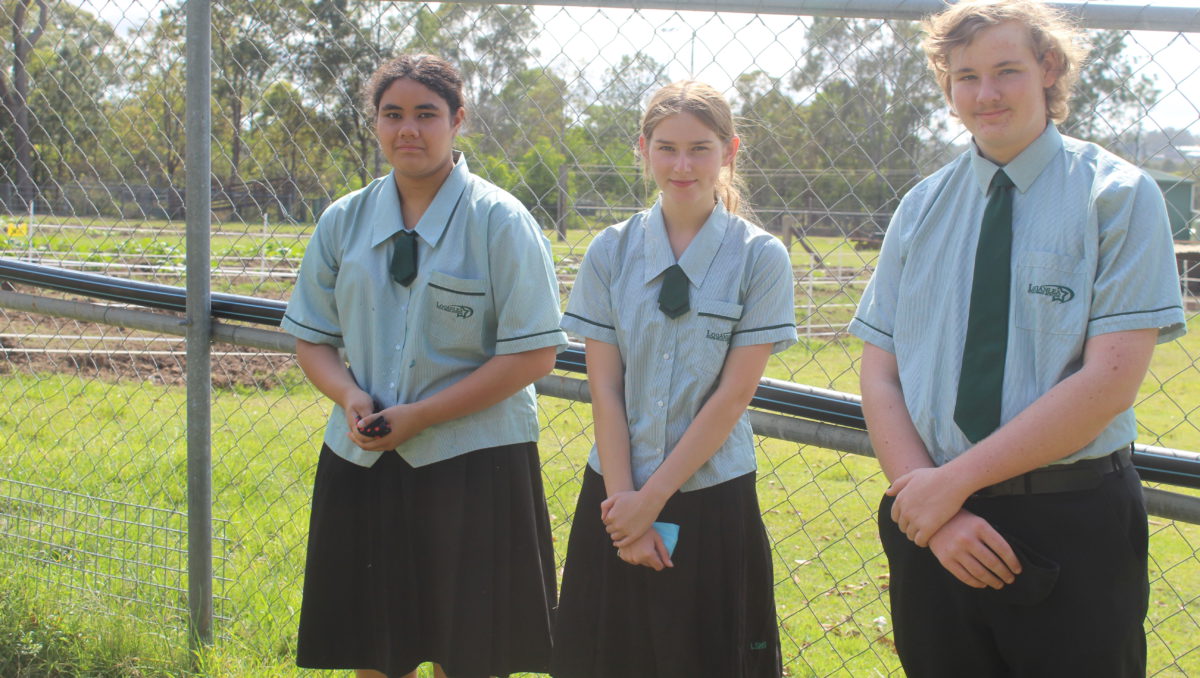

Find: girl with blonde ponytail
552;81;795;678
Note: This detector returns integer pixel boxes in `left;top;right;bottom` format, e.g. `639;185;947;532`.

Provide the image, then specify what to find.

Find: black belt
972;446;1133;497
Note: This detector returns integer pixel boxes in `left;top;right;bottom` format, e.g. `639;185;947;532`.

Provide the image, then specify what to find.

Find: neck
660;195;716;259
393;158;454;228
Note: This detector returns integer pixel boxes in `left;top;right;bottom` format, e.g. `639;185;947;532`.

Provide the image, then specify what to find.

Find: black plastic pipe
3;257;1197;489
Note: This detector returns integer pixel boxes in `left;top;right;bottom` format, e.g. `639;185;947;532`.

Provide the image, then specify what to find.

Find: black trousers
879;466;1148;678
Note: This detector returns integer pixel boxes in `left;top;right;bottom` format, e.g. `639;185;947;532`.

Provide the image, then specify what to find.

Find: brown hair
640;81;748;216
922;0;1089;122
361;54;465;119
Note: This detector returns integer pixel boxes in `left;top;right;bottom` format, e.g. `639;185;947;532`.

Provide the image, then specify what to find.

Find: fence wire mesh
0;0;1198;675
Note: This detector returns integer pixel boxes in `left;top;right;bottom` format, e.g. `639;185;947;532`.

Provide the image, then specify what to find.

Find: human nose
398;117;418;137
673;152;691;172
977;75;1001;102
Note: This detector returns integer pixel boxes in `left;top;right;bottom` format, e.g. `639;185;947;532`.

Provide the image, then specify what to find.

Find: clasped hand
342;390;425;451
601;490;663;549
886;466;970;547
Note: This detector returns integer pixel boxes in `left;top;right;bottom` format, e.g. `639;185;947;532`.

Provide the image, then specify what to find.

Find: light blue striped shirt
851;124;1186;466
563;199;797;491
282;153;567;467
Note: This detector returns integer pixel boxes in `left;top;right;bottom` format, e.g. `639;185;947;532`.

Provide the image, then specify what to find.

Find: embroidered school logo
750;641;768;650
706;329;731;342
436;302;474;319
1027;284;1075;303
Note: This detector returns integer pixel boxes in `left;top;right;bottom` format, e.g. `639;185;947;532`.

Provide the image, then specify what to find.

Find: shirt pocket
1014;251;1087;336
425;270;488;356
687;300;743;379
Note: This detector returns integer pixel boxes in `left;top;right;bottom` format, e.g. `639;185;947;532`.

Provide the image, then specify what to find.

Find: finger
961;554;1006;589
886;475;910;497
972;542;1018;585
653;536;674;568
946;560;989;589
912;526;931;548
980;530;1022;577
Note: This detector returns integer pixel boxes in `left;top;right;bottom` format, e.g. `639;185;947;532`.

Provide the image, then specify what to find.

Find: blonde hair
922;0;1090;123
640;81;748;216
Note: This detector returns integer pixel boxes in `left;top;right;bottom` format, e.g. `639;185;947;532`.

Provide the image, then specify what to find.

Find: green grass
1;319;1198;676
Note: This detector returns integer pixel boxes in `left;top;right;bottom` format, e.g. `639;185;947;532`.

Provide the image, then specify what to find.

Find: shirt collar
642;196;730;286
370;151;470;248
970;123;1062;195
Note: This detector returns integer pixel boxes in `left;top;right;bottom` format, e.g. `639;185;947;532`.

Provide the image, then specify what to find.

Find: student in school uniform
551;81;796;678
850;1;1186;675
281;54;566;678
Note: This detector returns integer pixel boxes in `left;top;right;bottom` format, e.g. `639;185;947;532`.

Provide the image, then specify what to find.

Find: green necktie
391;230;418;287
954;169;1015;443
658;264;690;318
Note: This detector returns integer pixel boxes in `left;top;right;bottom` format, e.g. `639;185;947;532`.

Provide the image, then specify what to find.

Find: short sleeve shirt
562;198;798;491
850;124;1186;466
281;153;567;467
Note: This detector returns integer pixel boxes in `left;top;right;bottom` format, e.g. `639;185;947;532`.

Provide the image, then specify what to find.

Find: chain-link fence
1;0;1198;675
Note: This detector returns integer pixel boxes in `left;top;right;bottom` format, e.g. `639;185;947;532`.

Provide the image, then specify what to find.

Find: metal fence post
185;0;213;651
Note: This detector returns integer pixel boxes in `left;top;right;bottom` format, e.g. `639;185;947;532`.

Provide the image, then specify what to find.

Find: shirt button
657;400;664;408
388;382;395;389
395;344;401;351
663;352;671;360
656;447;663;455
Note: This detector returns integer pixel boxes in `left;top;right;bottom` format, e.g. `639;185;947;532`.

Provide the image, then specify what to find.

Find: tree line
0;0;1164;228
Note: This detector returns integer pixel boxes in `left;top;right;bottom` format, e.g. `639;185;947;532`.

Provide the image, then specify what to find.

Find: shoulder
316;174;391;236
311;175;392;248
886;152;972;240
465;173;538;229
727;214;790;268
1059;135;1160;213
587;211;646;260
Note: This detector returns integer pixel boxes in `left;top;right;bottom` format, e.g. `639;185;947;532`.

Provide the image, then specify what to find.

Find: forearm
295;338;361;407
640;344;772;504
860;343;934;482
583;339;635;496
407;346;557;429
941;328;1157;498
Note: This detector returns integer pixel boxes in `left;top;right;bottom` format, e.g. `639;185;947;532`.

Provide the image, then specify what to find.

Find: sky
76;0;1199;136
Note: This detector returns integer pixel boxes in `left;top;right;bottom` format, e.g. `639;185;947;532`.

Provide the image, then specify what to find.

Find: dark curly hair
361;54;465;118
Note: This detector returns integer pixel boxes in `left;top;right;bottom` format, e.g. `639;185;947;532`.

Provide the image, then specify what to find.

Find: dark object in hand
356;399;392;438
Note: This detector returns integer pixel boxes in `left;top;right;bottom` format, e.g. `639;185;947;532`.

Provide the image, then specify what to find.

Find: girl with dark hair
282;54;565;678
552;81;795;678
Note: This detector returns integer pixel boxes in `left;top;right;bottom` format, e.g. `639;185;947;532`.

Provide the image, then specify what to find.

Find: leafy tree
298;0;397;188
0;0;49;211
26;4;121;183
791;17;944;216
399;4;540;154
1061;29;1160;146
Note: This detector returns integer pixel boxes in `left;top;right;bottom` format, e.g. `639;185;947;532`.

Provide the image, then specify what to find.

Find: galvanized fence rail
1;0;1198;675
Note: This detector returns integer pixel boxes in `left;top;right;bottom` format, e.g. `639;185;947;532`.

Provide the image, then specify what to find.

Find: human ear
723;135;741;166
451;106;466;134
1040;49;1061;89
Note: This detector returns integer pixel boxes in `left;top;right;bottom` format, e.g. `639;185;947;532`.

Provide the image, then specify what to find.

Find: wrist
638;478;673;508
936;460;979;504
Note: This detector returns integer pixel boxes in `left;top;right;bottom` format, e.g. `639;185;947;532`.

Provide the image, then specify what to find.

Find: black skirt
296;442;556;678
552;467;782;678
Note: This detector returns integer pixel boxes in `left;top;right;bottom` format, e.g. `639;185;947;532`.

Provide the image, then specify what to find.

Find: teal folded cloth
653;521;679;557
